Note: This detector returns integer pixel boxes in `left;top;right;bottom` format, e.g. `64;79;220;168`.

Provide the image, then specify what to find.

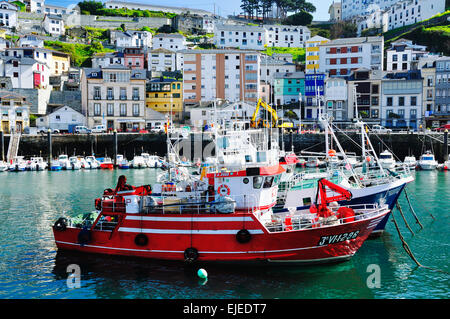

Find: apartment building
111;30;152;49
152;33;186;51
386;39;429;72
420;57;437;126
0;91;30;133
42;14;65;36
146;78;183;122
148;48;177;72
264;25;310;48
123;47;145;70
434;57;450;126
81;67;147;131
318;36;384;77
273;72;305;106
260;55;296;86
214;24;266;51
304;73;325;121
181;49;260;105
305;35;330;74
381;70;423;130
341;0;398;20
325;77;348;123
347;68;382;123
0;1;18;29
0;55;50;89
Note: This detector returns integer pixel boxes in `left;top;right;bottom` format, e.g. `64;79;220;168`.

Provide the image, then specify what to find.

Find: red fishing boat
52;172;389;264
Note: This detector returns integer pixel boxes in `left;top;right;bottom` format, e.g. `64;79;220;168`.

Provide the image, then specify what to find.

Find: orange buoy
328;149;336;157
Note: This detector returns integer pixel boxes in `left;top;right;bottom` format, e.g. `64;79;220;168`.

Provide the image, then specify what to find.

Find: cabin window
263;176;274;188
253;176;263;189
303;197;312;206
243;178;249;184
245;155;252;162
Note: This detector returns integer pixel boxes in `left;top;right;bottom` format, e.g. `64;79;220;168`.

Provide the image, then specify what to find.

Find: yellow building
305;35;330;74
0;28;7;39
146;78;183;120
50;51;71;75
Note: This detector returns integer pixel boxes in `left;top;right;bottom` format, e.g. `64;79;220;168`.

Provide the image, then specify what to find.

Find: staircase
7;133;21;163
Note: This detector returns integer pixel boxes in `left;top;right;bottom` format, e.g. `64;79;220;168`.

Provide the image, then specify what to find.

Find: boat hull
53;209;388;264
100;163;114;170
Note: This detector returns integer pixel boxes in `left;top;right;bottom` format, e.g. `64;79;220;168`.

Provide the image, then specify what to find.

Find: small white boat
68;156;82;170
0;161;9;172
9;156;27;172
131;155;147;169
418;151;438;170
379;150;396;169
403;156;417;168
85;156;100;169
58;155;71;170
30;157;47;171
142;154;161;168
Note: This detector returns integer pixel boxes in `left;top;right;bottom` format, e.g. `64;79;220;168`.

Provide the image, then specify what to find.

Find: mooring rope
396;202;414;235
403;189;424;229
403;188;436;220
391;210;449;274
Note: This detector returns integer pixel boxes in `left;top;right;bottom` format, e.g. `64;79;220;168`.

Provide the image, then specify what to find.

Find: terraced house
146;78;183;122
81;66;146;132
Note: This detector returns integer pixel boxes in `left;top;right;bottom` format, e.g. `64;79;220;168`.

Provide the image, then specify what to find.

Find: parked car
74;126;91;134
38;127;60;134
434;124;450;132
91;125;107;133
371;125;392;133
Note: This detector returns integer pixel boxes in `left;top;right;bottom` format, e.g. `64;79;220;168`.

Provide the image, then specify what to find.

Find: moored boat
418;151;438;170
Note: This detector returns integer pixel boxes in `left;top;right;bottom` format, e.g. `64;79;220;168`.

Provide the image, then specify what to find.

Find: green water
0;169;448;299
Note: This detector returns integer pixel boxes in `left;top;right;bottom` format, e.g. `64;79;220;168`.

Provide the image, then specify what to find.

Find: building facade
0;1;18;29
264;25;310;48
146;78;183;122
434;57;450;127
152;33;186;51
111;30;152;49
82;67;147;131
381;70;423;130
148;48;177;72
305;35;330;74
0;91;30;133
304;73;325;121
318;36;384;77
181;49;260;105
273;71;305;106
42;14;65;36
325;77;348;123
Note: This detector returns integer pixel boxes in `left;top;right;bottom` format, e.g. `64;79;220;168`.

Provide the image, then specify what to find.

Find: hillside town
0;0;449;136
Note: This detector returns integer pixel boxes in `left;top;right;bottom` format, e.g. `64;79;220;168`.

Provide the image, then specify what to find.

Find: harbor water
0;168;448;299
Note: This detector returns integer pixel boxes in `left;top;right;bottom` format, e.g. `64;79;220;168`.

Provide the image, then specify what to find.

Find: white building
0;55;50;89
0;1;18;29
386;39;429;72
264;25;310;48
325;77;348;122
214;24;266;51
103;1;214;16
152;33;186;51
43;4;73;15
318;36;384;77
180;49;260;105
91;51;124;69
190;100;255;128
36;105;86;132
148;48;177;72
341;0;398;20
42;14;65;36
18;35;44;48
328;2;342;21
260;55;296;86
27;0;45;13
354;0;446;35
111;30;152;49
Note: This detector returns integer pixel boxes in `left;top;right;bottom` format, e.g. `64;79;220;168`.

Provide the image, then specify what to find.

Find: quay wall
1;132;448;163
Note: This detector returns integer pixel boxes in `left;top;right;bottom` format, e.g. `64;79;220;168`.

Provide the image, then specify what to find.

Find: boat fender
103;188;114;195
184;247;199;263
77;228;92;246
134;233;148;246
54;217;68;231
236;229;252;244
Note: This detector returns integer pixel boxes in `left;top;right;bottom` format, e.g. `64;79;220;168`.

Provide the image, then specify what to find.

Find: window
120;103;127;116
132;104;139;116
253;176;263;189
411;96;417;106
387;97;393;106
107;103;114;116
94;103;101;116
399;96;405;106
107;87;114;100
263;176;274;188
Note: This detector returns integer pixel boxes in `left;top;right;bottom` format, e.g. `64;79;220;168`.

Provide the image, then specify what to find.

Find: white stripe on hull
118;227;264;235
124;216;254;222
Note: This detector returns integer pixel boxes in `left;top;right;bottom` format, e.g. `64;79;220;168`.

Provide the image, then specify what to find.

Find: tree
283;11;313;26
77;1;103;15
284;110;299;120
330;21;357;39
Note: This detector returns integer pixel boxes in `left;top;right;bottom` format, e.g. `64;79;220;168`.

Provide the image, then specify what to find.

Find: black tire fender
54;217;68;231
134;233;149;246
184;247;199;262
236;229;252;244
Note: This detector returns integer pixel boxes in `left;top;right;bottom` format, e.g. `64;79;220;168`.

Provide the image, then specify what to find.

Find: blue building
304;73;325;120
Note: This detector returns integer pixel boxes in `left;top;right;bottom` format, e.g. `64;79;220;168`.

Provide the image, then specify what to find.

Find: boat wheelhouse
418;151;438;170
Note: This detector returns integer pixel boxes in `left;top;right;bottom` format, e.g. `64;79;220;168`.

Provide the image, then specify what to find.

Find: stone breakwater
1;131;448;163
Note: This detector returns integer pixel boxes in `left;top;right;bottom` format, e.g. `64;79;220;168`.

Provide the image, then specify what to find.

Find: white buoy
197;268;208;279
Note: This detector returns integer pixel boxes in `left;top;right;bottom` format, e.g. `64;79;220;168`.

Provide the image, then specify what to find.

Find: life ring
54;217;68;231
328;149;336;157
134;233;148;246
77;228;91;246
217;184;231;196
236;229;252;244
184;247;199;262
